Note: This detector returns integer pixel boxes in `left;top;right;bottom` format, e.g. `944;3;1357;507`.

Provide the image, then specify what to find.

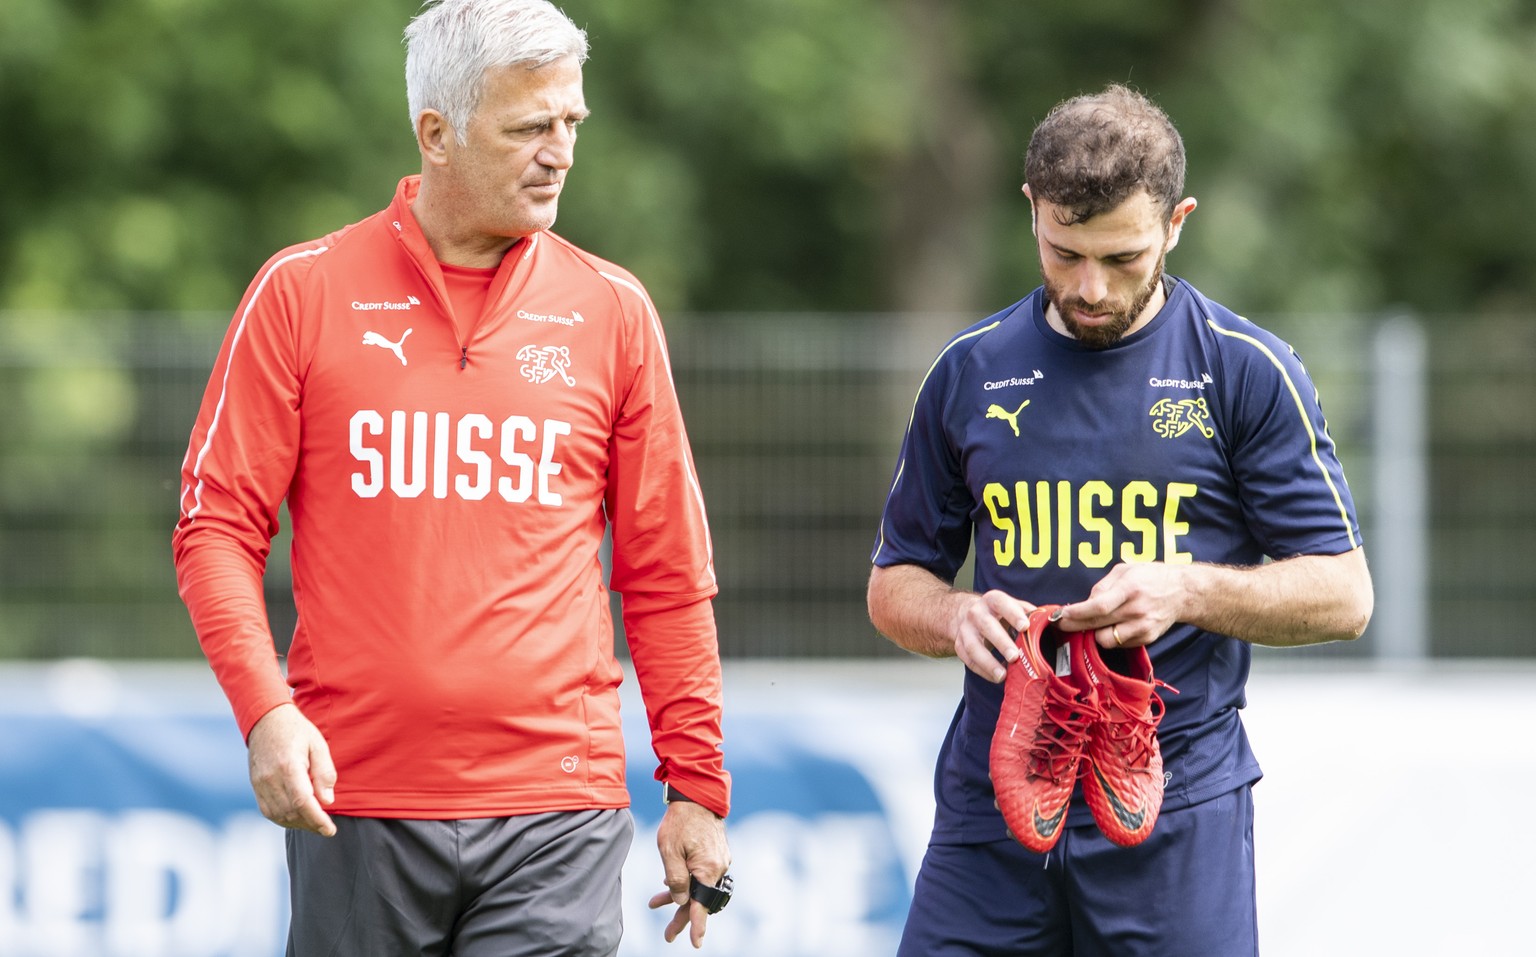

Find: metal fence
0;310;1530;660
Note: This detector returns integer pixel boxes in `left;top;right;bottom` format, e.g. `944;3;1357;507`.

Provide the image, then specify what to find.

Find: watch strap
688;874;733;914
662;782;699;805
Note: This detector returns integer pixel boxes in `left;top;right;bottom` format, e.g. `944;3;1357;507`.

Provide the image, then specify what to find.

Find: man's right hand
951;589;1036;683
245;703;338;837
868;565;1035;683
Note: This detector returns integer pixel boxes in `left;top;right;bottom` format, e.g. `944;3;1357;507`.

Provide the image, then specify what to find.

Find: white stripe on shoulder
873;319;1000;563
1204;317;1358;549
597;269;716;586
181;245;329;522
598;270;675;378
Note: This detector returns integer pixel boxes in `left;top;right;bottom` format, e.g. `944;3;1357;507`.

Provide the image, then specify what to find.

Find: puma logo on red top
362;328;413;366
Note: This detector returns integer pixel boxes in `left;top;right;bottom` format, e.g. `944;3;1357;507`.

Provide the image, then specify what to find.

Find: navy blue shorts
898;786;1257;957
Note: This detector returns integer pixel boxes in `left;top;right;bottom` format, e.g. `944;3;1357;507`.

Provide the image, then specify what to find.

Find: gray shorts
285;809;634;957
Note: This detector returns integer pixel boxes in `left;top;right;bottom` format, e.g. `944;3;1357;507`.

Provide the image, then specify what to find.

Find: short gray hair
405;0;589;143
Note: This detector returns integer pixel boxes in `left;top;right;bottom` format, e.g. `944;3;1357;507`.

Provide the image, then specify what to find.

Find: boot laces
1098;678;1177;765
1029;681;1099;783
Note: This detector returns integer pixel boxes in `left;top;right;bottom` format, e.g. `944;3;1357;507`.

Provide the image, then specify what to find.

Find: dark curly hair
1025;84;1186;225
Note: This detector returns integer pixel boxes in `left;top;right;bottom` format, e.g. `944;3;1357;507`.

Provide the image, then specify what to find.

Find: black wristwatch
662;781;699;805
689;874;734;914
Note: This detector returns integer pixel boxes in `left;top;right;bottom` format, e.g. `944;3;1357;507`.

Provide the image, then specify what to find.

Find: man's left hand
1056;560;1188;649
649;800;730;948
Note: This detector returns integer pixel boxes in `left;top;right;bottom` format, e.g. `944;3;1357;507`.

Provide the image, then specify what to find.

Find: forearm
174;530;292;736
1180;548;1373;647
624;593;730;818
867;563;969;657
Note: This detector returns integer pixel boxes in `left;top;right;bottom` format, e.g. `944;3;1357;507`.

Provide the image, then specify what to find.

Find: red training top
173;176;729;818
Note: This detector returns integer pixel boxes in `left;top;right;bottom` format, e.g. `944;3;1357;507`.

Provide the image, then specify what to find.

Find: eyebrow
510;107;591;127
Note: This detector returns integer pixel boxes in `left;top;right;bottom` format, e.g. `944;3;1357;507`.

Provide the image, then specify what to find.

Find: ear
1164;196;1198;252
416;110;453;168
1022;183;1037;236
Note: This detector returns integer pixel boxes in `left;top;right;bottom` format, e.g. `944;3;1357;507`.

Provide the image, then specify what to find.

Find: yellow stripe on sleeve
1205;318;1359;550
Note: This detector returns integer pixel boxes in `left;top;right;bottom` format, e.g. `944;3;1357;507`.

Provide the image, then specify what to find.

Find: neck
410;178;522;268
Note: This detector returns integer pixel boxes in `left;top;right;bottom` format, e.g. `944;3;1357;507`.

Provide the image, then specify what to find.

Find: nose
1073;262;1109;307
536;126;576;172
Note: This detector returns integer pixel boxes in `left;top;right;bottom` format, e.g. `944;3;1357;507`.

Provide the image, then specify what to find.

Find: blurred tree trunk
881;0;1002;317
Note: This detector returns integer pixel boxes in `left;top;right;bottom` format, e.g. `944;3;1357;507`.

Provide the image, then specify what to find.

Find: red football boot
1071;632;1176;847
990;606;1100;853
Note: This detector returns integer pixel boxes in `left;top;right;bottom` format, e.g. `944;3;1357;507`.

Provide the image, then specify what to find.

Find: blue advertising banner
0;664;289;957
0;662;954;957
8;659;1531;955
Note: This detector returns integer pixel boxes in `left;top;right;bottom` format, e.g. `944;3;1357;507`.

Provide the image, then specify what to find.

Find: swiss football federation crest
1149;397;1214;439
517;345;576;387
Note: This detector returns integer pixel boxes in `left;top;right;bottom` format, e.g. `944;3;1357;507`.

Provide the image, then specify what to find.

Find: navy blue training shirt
872;277;1362;842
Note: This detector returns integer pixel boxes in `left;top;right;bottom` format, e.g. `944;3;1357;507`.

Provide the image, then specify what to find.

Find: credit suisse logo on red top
517;308;585;327
351;295;420;311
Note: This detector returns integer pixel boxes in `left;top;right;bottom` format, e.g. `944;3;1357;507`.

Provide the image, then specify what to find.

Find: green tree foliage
0;0;420;312
3;0;1535;314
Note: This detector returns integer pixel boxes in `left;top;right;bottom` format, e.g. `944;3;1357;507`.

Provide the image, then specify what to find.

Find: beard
1043;250;1167;350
